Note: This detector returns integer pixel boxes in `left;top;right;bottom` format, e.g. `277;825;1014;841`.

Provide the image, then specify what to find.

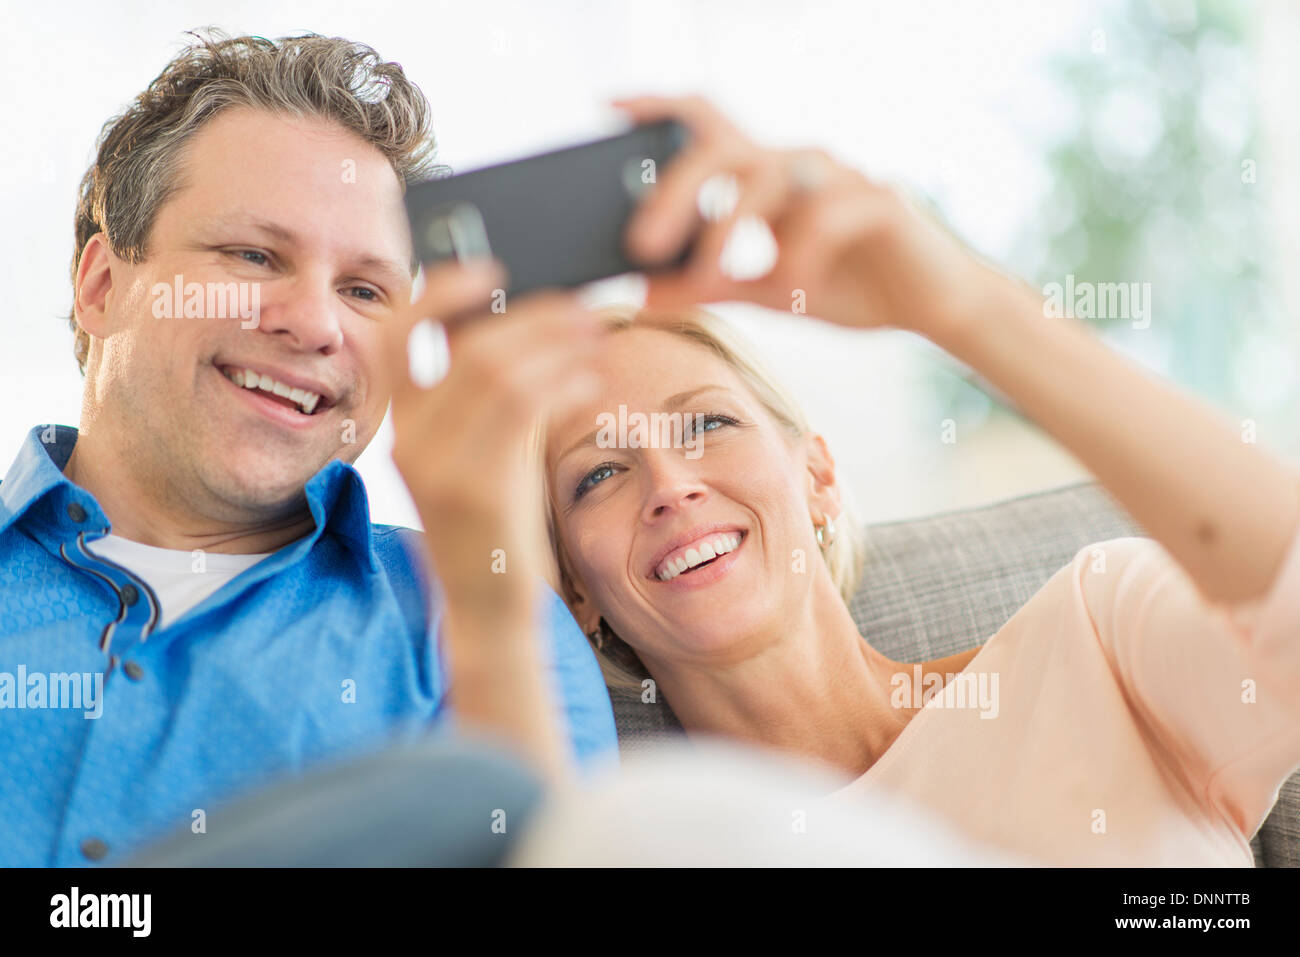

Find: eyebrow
195;213;417;284
554;385;733;466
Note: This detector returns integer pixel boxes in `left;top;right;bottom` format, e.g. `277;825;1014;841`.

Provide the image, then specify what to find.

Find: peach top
833;530;1300;865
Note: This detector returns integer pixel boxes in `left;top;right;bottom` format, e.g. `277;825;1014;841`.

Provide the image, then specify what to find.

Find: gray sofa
610;480;1299;867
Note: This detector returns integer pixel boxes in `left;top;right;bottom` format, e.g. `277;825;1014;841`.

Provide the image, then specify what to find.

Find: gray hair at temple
67;28;447;375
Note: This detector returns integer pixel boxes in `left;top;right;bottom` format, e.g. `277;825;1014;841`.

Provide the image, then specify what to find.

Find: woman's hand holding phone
618;94;1005;347
616;100;1300;611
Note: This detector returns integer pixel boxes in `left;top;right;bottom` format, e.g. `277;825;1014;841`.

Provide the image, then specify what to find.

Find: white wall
7;0;1273;531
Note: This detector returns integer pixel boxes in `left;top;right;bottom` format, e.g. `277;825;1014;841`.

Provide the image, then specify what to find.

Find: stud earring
815;515;837;549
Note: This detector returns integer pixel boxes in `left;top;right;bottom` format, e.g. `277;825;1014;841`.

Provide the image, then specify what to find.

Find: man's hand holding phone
380;260;603;780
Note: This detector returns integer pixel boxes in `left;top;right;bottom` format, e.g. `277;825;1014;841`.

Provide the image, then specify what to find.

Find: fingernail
465;258;504;282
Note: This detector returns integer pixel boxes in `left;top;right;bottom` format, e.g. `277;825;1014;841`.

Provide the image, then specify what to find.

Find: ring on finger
697;172;741;222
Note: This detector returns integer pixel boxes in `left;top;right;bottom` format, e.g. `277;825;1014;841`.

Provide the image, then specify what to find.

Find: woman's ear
569;586;602;638
556;552;601;637
805;433;842;524
539;458;603;637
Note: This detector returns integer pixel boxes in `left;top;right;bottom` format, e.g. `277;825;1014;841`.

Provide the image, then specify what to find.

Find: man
0;31;616;867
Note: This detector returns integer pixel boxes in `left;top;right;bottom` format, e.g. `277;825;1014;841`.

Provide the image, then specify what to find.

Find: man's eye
575;462;619;500
230;249;269;267
347;286;379;302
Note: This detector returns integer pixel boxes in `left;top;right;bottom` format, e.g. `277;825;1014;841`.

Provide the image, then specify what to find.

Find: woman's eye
693;413;739;434
347;286;379;302
575;463;619;500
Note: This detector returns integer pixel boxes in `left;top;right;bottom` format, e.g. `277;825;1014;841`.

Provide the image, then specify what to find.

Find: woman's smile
544;317;839;676
648;525;749;585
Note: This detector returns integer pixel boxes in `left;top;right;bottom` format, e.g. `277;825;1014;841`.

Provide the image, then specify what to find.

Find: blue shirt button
80;837;109;861
67;502;87;523
123;661;145;681
120;584;139;606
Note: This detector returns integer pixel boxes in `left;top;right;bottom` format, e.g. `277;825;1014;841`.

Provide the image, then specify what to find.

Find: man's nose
253;272;345;354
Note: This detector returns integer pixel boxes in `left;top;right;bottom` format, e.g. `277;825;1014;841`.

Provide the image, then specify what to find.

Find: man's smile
213;360;339;429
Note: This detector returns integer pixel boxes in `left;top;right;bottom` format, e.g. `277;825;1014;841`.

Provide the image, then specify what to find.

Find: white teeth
656;532;744;581
222;366;323;414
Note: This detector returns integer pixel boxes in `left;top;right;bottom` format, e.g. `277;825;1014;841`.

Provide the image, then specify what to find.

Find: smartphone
404;119;692;297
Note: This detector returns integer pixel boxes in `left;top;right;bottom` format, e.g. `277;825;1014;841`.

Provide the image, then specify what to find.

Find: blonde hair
534;306;866;698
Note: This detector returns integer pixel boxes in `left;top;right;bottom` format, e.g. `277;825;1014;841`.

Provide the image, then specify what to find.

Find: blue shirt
0;425;616;866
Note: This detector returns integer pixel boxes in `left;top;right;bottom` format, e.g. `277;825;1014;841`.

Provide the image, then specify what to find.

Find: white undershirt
85;534;274;629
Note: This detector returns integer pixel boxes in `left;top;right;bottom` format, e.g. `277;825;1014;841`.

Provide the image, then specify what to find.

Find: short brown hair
68;28;447;374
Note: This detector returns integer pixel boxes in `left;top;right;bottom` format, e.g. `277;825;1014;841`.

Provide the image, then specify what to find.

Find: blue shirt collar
0;424;379;574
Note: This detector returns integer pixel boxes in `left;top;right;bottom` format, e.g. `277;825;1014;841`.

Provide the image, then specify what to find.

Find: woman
385;97;1300;865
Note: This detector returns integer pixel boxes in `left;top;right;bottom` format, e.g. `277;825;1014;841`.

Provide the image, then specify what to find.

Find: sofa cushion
610;480;1297;866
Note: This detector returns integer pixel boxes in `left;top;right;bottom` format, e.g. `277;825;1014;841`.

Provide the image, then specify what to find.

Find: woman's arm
615;95;1300;606
928;271;1300;605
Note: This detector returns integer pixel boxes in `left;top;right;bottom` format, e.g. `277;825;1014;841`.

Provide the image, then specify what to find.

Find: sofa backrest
609;481;1298;866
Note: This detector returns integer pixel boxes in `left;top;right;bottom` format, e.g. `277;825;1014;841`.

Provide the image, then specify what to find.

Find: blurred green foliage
922;0;1292;444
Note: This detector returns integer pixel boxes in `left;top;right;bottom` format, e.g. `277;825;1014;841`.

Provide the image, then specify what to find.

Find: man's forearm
439;600;569;784
929;271;1300;605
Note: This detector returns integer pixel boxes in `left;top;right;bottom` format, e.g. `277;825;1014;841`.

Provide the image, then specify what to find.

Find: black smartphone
403;119;692;296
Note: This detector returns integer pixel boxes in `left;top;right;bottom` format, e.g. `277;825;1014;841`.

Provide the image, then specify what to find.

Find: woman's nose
640;456;709;522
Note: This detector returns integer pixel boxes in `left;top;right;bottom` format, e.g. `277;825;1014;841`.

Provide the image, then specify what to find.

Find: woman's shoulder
1062;535;1176;616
